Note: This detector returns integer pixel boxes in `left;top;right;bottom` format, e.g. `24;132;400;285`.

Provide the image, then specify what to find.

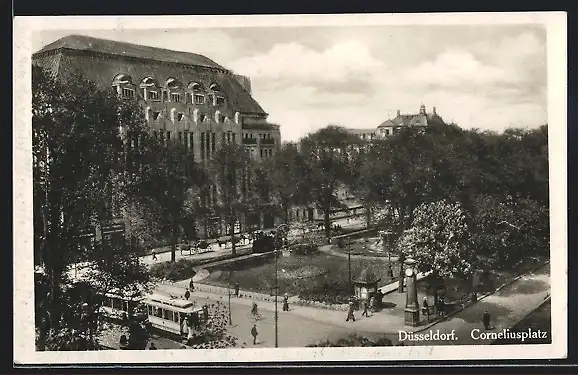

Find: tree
470;194;549;270
209;143;252;256
263;143;309;224
299;126;359;239
32;65;151;347
130;138;207;262
397;200;477;303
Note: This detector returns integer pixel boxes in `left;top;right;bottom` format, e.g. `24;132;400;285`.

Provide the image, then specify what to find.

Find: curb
489;294;551;345
410;260;550;334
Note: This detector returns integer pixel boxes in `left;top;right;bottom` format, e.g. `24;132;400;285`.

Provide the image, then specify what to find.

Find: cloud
402;50;511;88
229;39;386;83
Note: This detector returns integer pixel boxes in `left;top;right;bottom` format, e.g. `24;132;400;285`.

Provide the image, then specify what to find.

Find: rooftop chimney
396;109;401;117
233;74;252;95
419;104;426;115
433;106;437;115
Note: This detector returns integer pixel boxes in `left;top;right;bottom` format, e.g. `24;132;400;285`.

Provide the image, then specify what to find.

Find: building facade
344;104;446;140
32;35;282;240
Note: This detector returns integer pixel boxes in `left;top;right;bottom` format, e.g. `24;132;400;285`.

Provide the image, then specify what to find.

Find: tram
142;293;206;340
100;289;145;321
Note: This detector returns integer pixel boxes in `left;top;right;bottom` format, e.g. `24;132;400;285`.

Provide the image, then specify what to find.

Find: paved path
391;263;551;346
153;263;550;347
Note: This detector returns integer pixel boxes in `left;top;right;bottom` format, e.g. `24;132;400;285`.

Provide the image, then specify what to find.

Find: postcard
13;12;567;365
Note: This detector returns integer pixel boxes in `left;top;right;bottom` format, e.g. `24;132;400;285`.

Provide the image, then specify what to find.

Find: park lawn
201;251;396;304
330;241;391;258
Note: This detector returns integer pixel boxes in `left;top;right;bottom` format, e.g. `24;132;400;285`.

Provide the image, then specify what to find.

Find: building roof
34;34;226;71
378;106;445;128
32;35;267;115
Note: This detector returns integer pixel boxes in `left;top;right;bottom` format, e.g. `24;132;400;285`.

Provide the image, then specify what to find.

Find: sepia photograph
13;12;567;364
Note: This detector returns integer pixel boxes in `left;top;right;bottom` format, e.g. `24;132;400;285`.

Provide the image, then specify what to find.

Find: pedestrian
202;304;209;321
483;310;491;330
282;293;290;311
189;278;195;292
251;324;258;345
149;342;157;350
217;239;222;248
361;300;369;317
346;302;356;322
152;249;157;261
184;289;191;300
423;297;429;312
234;282;240;297
387;265;394;279
251;302;259;317
370;296;377;312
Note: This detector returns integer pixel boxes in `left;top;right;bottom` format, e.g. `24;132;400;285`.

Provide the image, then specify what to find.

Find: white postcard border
13;12;567;364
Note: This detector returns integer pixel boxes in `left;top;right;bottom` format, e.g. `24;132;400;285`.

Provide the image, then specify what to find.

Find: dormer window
216;96;226;106
194;94;205;104
121;87;135;98
171;92;182;103
112;74;135;99
148;91;159;101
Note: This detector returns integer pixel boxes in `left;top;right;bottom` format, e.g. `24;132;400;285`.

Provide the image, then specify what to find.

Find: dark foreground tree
32;65;151;350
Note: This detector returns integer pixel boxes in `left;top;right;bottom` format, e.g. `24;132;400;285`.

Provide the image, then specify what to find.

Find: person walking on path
184;289;191;300
251;324;259;345
234;282;240;297
282;293;290;311
189;278;195;292
361;300;369;317
483;311;491;330
202;304;209;322
152;249;157;261
346;302;356;322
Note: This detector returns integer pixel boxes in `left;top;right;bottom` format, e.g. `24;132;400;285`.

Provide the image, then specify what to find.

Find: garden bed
201;248;396;305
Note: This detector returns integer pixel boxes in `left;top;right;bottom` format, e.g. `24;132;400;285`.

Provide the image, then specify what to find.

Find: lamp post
274;223;289;348
348;236;352;295
227;271;234;326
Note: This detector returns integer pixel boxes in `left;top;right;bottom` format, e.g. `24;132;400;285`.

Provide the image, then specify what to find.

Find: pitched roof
34;34;226;71
32;35;267;115
378;111;444;128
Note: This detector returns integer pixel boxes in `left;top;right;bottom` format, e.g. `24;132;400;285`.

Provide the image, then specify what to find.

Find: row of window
243;133;274;139
117;85;226;107
244;147;274;158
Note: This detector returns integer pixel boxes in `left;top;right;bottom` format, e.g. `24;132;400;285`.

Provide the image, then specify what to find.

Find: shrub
294;276;350;305
307;333;393;347
291;243;319;256
150;259;197;281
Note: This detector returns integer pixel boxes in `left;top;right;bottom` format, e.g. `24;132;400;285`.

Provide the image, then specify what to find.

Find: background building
33;34;282;239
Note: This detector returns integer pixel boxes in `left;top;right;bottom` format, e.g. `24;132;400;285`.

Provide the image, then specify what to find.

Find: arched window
112;74;135;99
209;83;226;107
192;108;199;123
165;78;184;103
234;112;241;124
187;82;205;105
140;77;160;101
170;108;177;123
145;106;151;121
214;110;222;123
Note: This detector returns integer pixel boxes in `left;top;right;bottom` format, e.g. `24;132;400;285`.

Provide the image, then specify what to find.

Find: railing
242;138;258;145
261;138;275;145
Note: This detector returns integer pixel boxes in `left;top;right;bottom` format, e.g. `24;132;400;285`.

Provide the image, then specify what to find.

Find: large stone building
345;104;446;140
32;35;282;239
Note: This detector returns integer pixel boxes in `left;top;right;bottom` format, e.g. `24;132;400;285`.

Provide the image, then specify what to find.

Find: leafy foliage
307;333;393;347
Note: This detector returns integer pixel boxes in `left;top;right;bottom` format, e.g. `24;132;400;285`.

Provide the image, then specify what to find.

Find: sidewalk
153;263;550;344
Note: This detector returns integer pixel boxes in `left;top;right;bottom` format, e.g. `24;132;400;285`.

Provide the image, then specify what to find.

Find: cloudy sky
32;24;547;141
